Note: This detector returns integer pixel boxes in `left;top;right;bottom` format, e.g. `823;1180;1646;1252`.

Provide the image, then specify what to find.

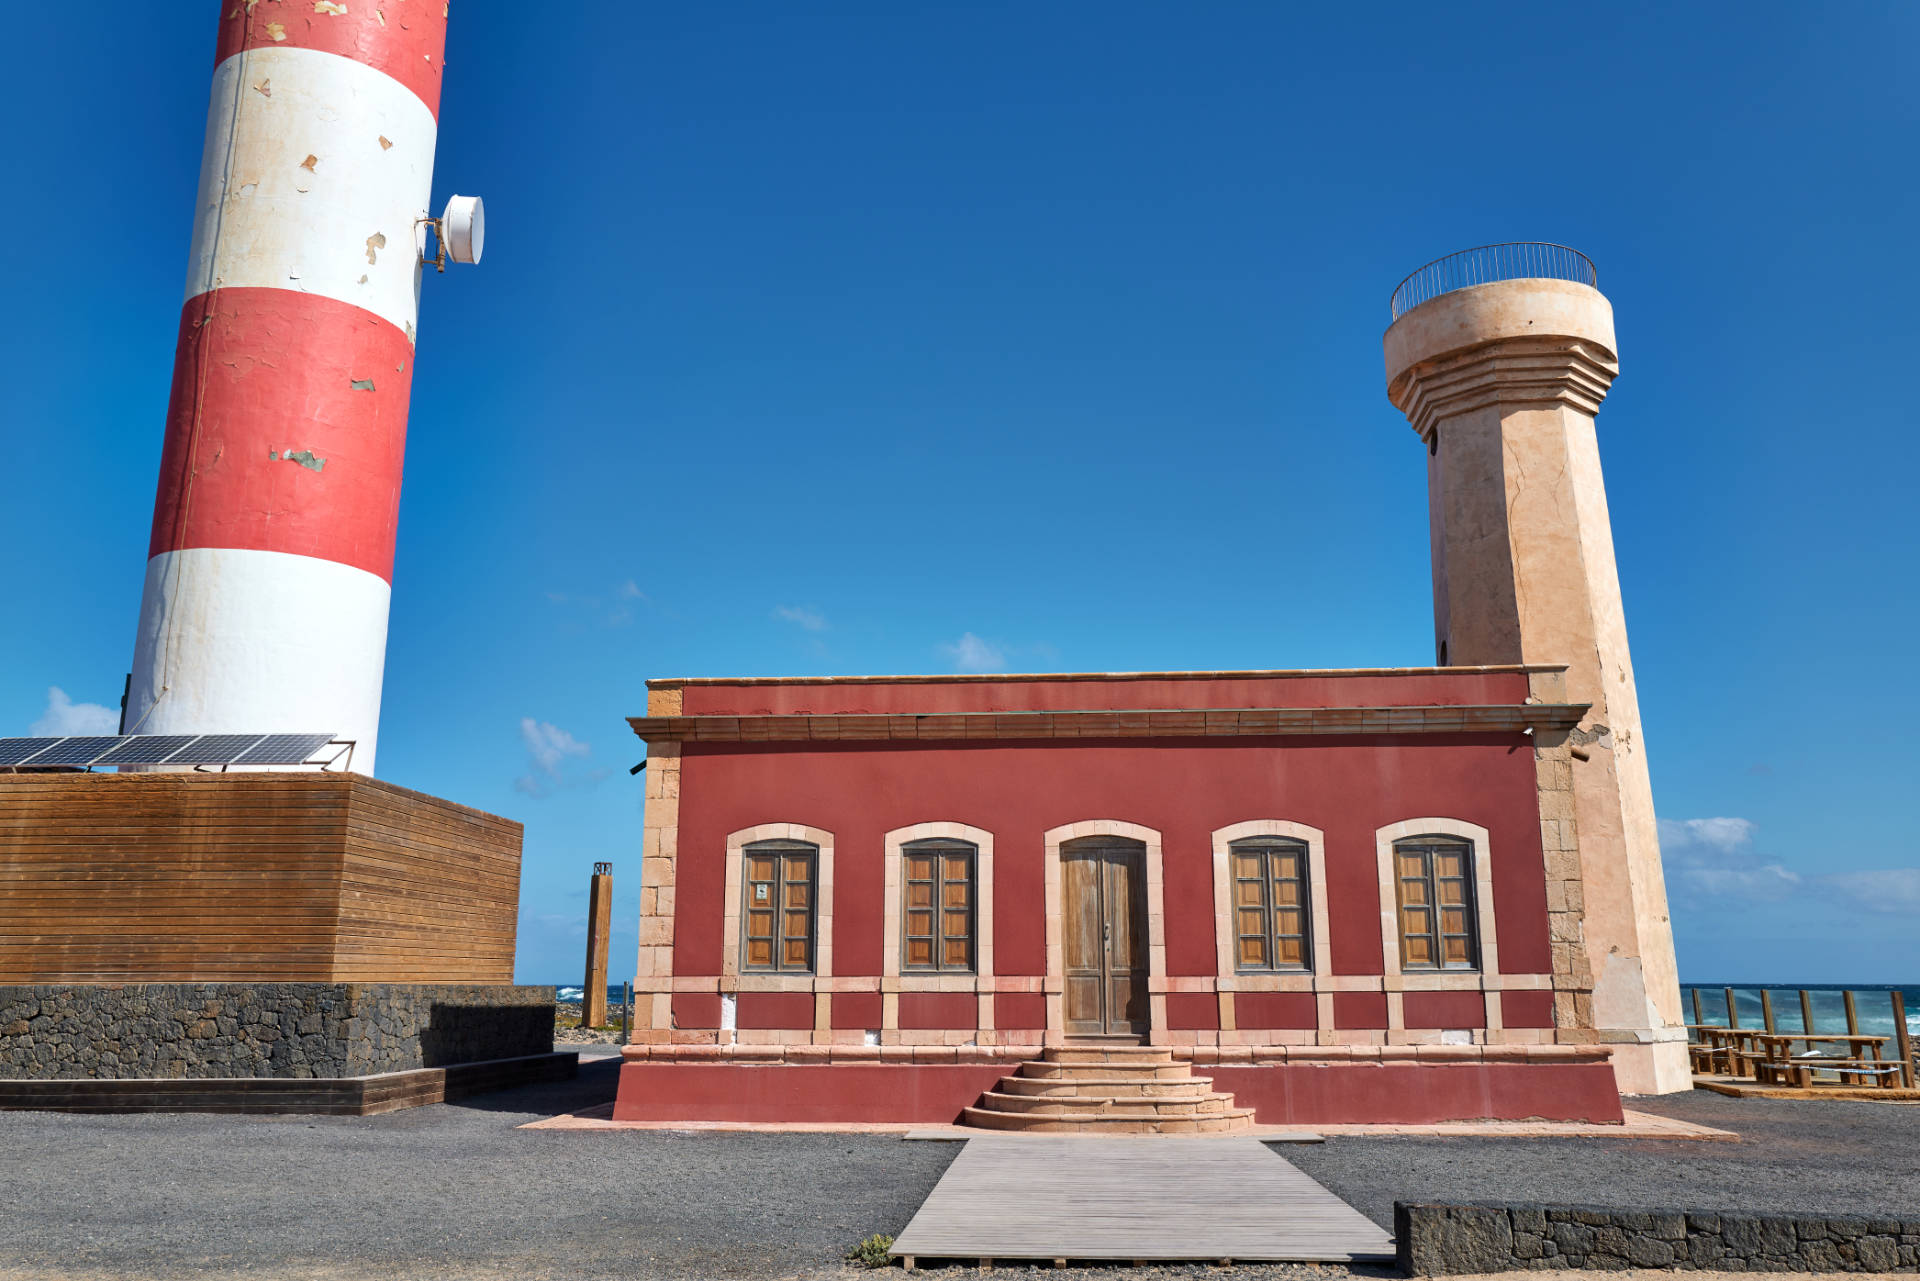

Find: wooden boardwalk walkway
890;1135;1396;1267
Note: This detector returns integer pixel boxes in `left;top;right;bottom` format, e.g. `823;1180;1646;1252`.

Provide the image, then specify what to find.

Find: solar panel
0;732;348;770
0;737;61;766
233;733;338;766
159;734;267;764
18;736;124;766
92;735;200;766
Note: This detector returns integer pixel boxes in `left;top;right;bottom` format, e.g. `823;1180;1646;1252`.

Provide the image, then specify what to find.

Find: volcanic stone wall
1398;1203;1920;1274
0;984;554;1080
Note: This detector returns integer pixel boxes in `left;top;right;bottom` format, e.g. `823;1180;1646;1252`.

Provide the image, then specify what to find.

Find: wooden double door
1061;838;1149;1039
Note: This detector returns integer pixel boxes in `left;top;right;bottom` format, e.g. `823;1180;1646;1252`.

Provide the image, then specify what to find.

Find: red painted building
614;666;1622;1125
613;260;1691;1124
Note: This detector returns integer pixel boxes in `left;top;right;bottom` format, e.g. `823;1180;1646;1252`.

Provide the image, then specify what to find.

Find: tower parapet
1384;249;1690;1094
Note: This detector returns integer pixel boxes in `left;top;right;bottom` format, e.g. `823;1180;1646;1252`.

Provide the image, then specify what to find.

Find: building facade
614;254;1685;1124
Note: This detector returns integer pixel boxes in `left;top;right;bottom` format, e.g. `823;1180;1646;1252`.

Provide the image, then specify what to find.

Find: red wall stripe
830;992;883;1030
612;1061;1625;1125
214;0;448;118
897;992;977;1031
148;288;413;582
1402;990;1489;1030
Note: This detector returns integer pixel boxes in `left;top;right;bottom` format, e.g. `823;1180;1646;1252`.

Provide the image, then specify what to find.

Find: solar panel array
0;733;343;770
234;733;338;766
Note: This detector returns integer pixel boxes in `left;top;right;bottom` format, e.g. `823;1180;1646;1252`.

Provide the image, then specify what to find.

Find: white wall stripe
128;547;391;774
186;46;437;339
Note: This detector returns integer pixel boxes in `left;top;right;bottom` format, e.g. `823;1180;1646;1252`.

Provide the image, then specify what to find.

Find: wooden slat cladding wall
335;781;521;982
0;774;522;984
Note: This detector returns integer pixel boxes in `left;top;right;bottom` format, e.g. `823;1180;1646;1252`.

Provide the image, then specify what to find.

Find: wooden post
1690;988;1704;1027
1892;991;1914;1089
1760;989;1776;1033
1724;987;1740;1029
583;862;613;1028
1844;990;1860;1036
1800;989;1816;1034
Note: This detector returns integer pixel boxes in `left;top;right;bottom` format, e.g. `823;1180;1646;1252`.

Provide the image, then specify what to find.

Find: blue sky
5;3;1916;985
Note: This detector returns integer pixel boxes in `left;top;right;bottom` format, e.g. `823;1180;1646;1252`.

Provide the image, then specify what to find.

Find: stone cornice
646;663;1569;690
627;702;1591;745
1388;336;1619;442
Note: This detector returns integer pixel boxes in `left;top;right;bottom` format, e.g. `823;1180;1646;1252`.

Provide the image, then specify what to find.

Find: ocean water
1682;983;1920;1038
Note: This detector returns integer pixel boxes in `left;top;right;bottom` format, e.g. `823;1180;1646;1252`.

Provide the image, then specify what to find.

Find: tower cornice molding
1387;335;1619;442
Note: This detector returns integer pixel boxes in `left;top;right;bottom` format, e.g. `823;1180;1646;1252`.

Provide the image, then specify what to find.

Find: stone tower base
0;983;570;1114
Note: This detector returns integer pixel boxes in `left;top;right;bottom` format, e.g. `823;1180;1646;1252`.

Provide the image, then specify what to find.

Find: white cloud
774;605;828;632
516;718;590;797
1660;815;1919;914
30;687;118;736
1816;869;1920;916
941;632;1006;673
1659;815;1801;902
1658;817;1757;853
546;581;648;627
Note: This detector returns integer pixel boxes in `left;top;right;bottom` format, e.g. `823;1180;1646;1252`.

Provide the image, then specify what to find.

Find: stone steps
961;1044;1253;1134
958;1104;1258;1134
996;1074;1217;1099
1018;1060;1194;1081
975;1089;1236;1117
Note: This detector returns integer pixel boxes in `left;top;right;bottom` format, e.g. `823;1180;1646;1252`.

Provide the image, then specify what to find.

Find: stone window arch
1211;820;1328;978
722;823;835;985
1041;820;1166;1040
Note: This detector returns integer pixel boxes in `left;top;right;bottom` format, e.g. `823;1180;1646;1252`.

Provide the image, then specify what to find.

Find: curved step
959;1105;1256;1134
1019;1060;1194;1081
972;1090;1232;1117
997;1074;1217;1099
1042;1045;1175;1065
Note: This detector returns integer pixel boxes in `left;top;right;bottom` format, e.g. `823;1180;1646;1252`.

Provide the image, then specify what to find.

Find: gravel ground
0;1052;948;1281
1284;1090;1920;1230
1;1060;1915;1280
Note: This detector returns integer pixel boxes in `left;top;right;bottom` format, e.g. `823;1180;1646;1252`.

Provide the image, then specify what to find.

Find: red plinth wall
612;1047;1624;1125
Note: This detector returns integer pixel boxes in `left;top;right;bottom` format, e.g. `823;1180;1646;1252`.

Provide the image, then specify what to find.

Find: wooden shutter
1394;838;1477;971
1229;838;1312;972
902;841;975;972
741;841;816;973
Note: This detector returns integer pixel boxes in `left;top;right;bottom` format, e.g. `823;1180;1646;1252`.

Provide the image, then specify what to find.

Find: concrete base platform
0;1052;577;1115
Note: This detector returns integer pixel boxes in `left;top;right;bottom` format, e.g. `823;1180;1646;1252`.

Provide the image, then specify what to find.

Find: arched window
900;838;976;972
1393;835;1479;971
1229;836;1312;972
740;839;817;973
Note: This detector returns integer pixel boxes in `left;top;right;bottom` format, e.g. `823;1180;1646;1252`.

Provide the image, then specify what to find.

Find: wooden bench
1755;1056;1905;1089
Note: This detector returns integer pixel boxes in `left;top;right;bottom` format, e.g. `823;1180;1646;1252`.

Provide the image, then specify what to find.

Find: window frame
1228;836;1314;974
899;838;977;974
1392;835;1480;972
739;838;818;975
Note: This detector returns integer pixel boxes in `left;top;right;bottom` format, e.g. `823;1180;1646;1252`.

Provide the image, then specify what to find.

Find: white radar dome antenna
423;195;485;271
442;195;485;264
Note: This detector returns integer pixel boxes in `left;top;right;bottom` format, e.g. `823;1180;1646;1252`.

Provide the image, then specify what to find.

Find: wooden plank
1894;991;1915;1089
0;773;520;983
891;1136;1395;1263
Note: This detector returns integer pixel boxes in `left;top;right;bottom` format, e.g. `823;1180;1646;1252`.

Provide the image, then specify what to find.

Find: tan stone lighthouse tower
1383;245;1690;1093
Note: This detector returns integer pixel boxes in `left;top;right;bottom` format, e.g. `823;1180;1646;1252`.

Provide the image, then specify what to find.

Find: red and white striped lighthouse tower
128;1;480;774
